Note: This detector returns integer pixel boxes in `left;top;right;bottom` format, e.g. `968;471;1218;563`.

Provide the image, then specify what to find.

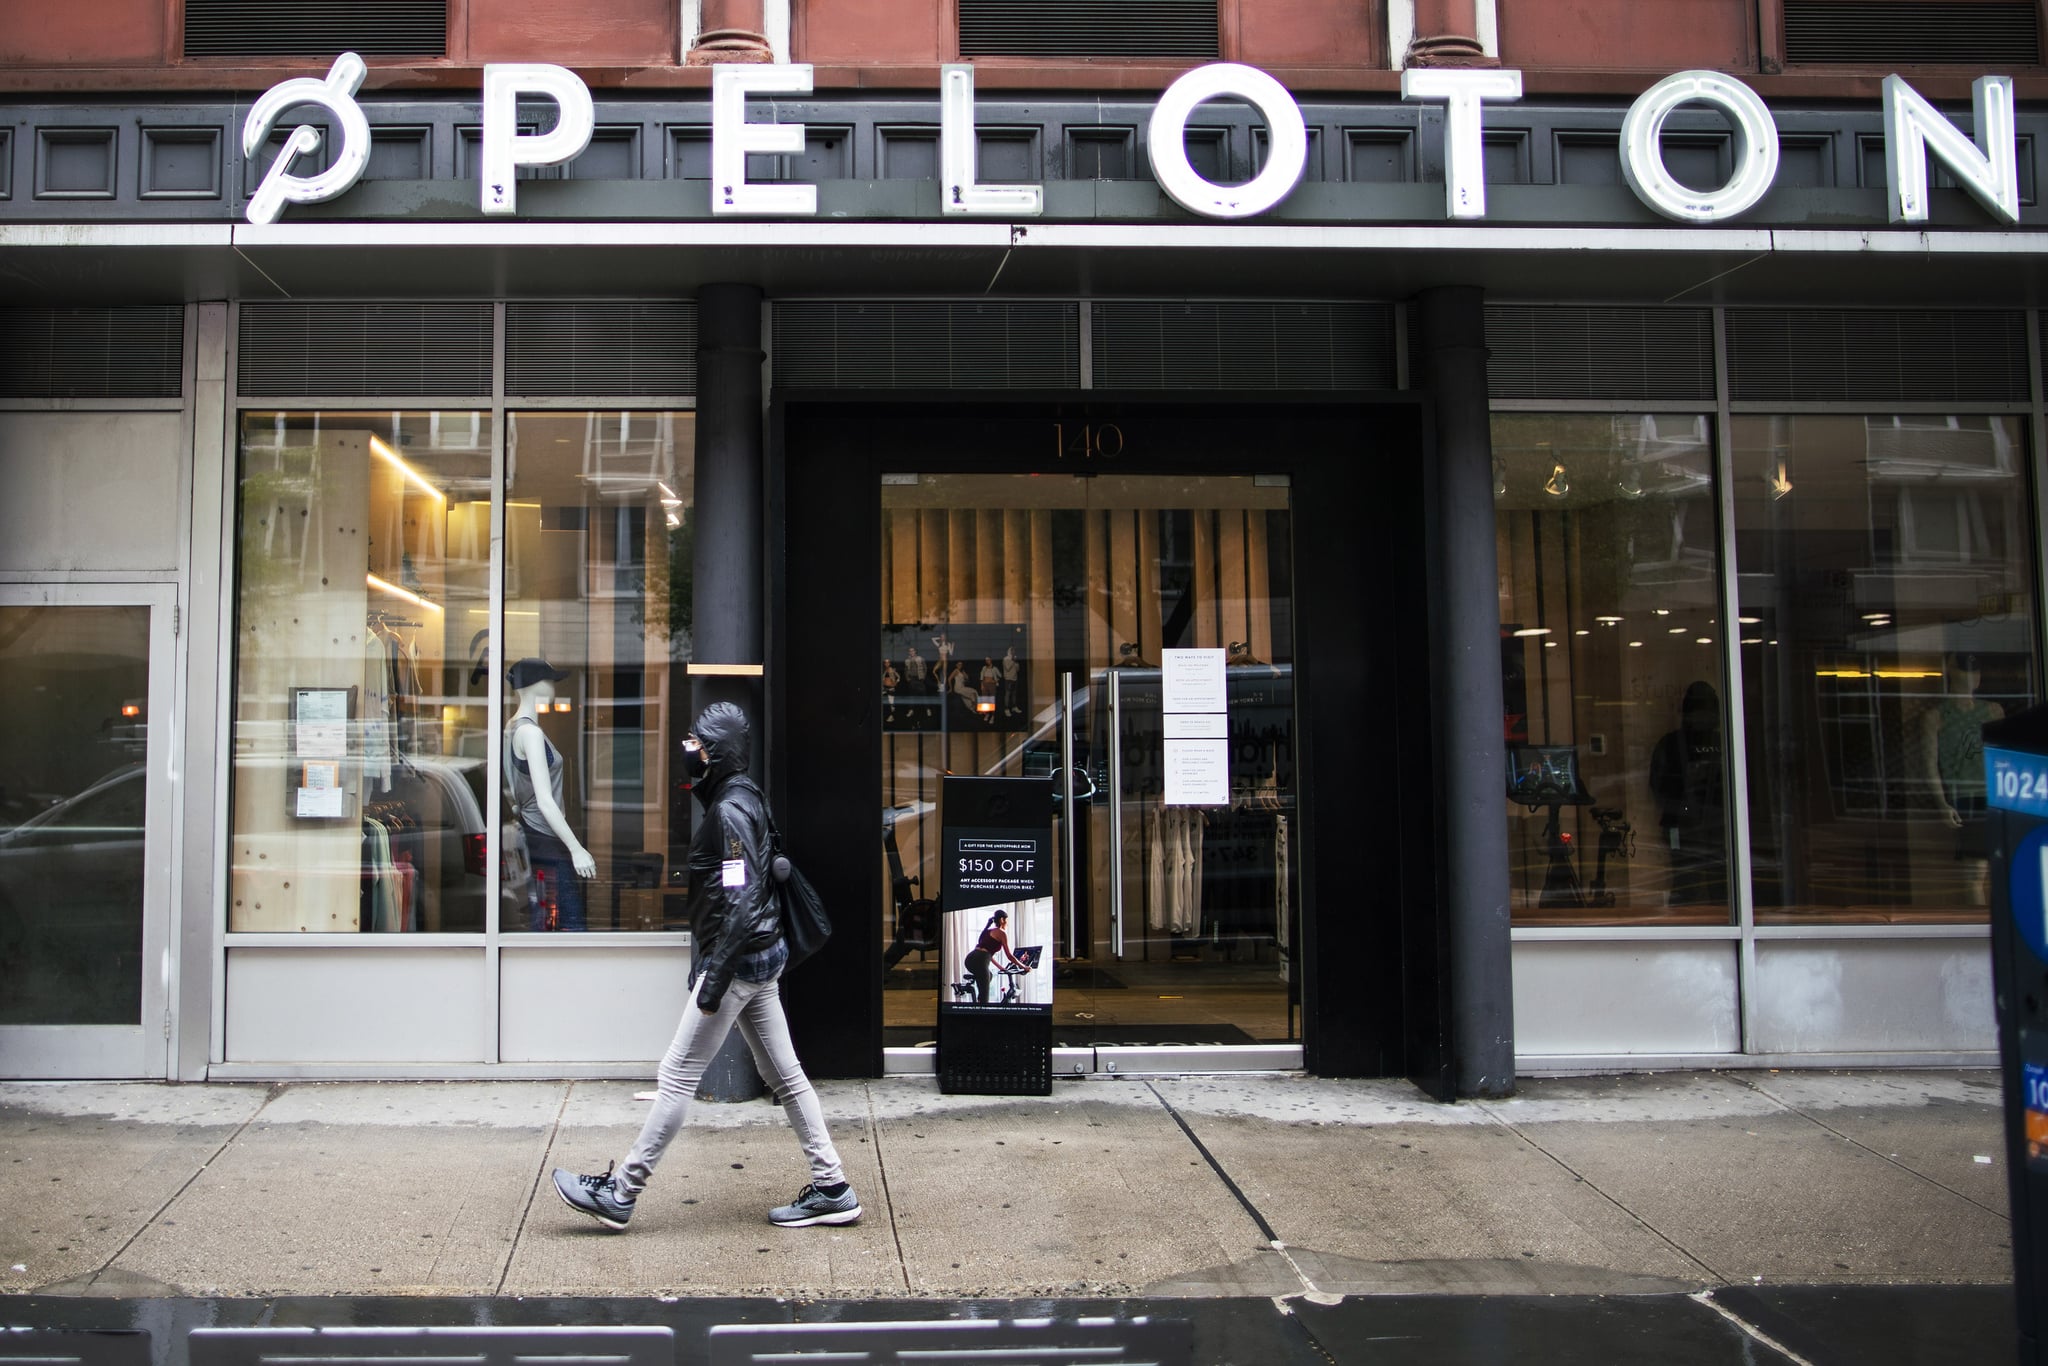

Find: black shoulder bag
764;812;832;967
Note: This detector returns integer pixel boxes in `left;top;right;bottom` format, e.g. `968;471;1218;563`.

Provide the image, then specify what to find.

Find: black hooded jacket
685;702;783;1012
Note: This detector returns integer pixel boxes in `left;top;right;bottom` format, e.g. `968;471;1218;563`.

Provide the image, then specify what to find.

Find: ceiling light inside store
1739;616;1760;625
1669;627;1686;634
1653;609;1670;616
366;572;441;614
1742;637;1763;645
1629;641;1643;648
1596;616;1623;625
1769;457;1793;500
1697;638;1712;645
369;436;446;504
1544;640;1557;648
1576;629;1591;636
1513;628;1551;637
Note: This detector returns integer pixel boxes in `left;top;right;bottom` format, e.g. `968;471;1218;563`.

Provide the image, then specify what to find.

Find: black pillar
690;282;767;1101
692;283;766;726
1413;286;1516;1099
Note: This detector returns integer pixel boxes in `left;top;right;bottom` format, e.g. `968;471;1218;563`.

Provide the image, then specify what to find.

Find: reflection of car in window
0;764;148;1025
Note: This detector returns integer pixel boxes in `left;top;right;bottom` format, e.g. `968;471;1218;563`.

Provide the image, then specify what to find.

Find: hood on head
691;701;753;786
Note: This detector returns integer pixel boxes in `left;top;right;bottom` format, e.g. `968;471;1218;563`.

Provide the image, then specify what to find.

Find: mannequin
1000;645;1022;720
507;657;595;931
1918;652;2002;902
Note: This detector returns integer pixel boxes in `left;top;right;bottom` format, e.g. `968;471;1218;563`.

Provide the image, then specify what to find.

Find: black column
1413;286;1516;1100
690;283;767;1101
692;283;766;725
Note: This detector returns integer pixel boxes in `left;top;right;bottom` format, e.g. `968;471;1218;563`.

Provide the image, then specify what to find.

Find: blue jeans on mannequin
525;827;587;931
615;970;845;1199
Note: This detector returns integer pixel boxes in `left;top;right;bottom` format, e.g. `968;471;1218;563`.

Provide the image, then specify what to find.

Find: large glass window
501;411;693;933
228;408;696;935
1494;413;1733;926
1731;415;2037;925
230;411;494;932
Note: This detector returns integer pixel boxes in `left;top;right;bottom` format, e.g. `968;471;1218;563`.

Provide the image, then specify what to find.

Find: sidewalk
0;1069;2018;1360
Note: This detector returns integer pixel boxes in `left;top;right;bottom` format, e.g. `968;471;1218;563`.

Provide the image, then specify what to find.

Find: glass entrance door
880;474;1300;1067
0;584;177;1078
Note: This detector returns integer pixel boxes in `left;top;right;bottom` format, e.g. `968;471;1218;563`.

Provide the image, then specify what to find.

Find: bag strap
759;806;793;883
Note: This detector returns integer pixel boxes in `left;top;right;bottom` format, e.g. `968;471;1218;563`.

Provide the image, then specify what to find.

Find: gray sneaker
769;1181;862;1227
553;1163;634;1231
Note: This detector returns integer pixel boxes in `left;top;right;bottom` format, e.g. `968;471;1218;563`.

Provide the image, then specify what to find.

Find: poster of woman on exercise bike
938;775;1056;1011
943;900;1052;1006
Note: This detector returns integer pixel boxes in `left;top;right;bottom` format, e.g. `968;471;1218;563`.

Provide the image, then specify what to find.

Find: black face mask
684;743;711;781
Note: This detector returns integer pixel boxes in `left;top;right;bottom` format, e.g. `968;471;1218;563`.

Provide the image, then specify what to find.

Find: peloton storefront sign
243;57;2023;228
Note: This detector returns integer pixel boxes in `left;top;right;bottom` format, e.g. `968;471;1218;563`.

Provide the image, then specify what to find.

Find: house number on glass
1054;423;1125;460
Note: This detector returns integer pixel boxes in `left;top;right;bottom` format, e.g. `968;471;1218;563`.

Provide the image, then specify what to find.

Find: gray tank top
505;715;564;835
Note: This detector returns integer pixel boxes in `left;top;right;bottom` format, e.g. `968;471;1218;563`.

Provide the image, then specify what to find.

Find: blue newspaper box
1986;705;2048;1365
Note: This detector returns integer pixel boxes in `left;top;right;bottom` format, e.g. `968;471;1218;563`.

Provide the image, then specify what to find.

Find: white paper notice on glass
1163;738;1230;807
295;781;346;819
1161;648;1227;714
294;688;349;759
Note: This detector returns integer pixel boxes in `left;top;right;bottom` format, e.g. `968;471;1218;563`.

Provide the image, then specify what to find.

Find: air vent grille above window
506;303;698;397
1727;308;2030;402
775;303;1081;389
1783;1;2040;65
1486;306;1715;402
1093;303;1397;391
958;0;1220;57
184;0;448;57
239;303;492;397
0;306;184;400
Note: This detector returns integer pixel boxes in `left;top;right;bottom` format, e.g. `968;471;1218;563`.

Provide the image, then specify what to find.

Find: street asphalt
0;1068;2021;1363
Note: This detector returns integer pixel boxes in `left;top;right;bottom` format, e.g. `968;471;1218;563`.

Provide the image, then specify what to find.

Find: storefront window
1731;415;2038;925
230;411;495;932
501;411;693;932
1494;413;1733;926
228;408;696;935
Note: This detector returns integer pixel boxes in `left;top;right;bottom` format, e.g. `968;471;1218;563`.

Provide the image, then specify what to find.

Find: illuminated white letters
480;64;595;215
712;64;817;216
1147;63;1308;219
1401;68;1523;220
941;64;1041;217
1883;74;2019;225
243;51;371;226
236;56;2029;229
1619;71;1779;224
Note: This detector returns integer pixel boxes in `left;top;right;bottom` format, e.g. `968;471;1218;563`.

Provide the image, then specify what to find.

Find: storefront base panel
1511;940;1742;1057
1752;938;1994;1055
498;945;693;1063
223;948;489;1064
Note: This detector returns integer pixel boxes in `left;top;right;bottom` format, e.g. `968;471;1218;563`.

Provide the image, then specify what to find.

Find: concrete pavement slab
1738;1070;2008;1213
502;1081;902;1297
875;1093;1269;1298
98;1083;566;1296
0;1082;270;1295
1489;1072;2011;1284
1162;1105;1710;1293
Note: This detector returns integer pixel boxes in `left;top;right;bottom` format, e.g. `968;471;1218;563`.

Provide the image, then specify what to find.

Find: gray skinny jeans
616;970;845;1199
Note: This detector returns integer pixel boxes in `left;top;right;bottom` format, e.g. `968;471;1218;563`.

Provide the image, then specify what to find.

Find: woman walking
551;701;859;1232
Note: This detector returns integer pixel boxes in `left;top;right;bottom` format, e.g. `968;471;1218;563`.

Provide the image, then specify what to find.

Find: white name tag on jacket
723;858;747;888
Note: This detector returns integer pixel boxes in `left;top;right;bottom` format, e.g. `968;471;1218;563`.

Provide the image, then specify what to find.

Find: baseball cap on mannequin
508;658;570;690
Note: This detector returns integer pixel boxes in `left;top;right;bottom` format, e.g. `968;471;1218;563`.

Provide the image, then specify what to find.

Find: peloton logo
244;57;2022;229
